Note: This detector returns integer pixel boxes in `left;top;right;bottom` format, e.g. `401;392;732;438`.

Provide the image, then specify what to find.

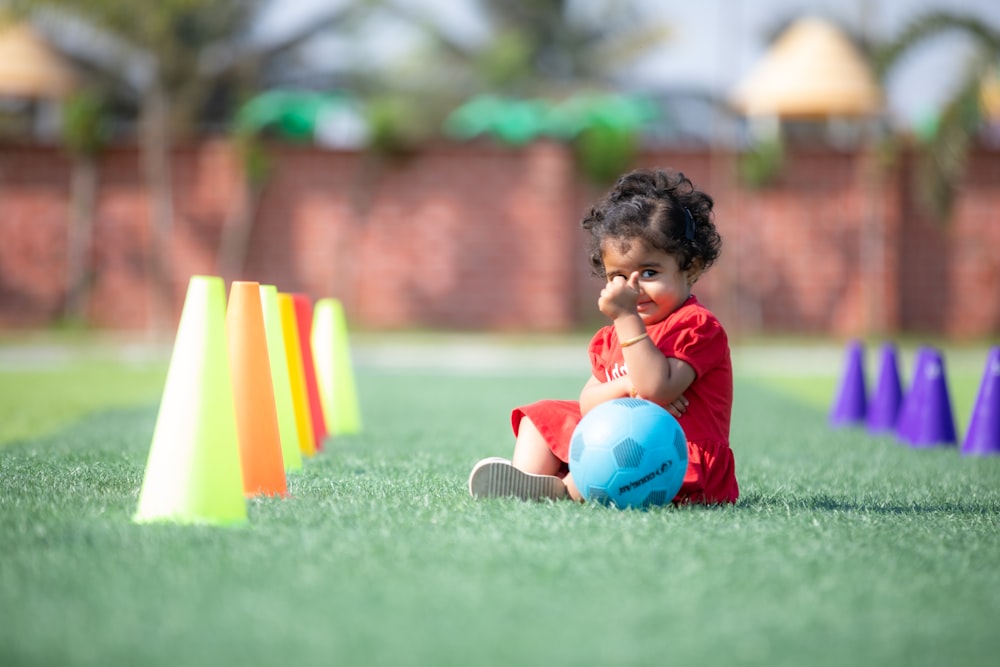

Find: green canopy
443;94;552;146
235;90;358;140
444;91;660;146
544;91;660;140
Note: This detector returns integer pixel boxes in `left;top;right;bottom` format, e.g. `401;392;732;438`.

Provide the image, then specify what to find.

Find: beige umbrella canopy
981;65;1000;121
0;19;78;99
731;17;882;118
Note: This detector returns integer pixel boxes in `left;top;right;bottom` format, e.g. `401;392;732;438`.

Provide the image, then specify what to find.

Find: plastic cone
961;347;1000;456
134;275;247;525
312;298;362;435
226;281;287;497
259;285;303;472
866;342;903;435
829;339;867;428
896;346;957;448
895;347;933;445
279;293;316;457
292;293;328;452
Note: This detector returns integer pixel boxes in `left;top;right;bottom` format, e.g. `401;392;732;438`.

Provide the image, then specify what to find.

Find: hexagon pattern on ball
569;398;687;510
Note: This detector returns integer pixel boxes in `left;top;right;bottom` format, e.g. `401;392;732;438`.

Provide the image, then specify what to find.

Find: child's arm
621;339;696;406
579;375;631;414
598;273;697;407
579;366;690;418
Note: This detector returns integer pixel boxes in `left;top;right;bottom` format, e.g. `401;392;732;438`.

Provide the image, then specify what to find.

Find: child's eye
640;269;657;279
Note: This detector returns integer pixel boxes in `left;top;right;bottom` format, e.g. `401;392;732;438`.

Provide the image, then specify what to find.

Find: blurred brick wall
0;140;997;337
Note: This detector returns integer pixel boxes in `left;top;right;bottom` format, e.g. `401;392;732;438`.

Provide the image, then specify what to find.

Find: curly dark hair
581;168;722;278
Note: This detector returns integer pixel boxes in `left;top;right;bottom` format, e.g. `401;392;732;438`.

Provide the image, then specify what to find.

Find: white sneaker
468;457;568;501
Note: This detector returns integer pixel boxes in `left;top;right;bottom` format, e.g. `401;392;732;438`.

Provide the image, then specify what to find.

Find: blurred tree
4;0;365;331
372;0;671;179
399;0;670;95
60;90;108;324
878;11;1000;223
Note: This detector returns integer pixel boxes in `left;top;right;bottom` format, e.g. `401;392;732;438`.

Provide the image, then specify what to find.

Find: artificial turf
1;343;999;666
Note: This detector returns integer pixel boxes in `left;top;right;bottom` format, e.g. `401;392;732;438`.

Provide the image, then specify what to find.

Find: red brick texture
0;140;997;337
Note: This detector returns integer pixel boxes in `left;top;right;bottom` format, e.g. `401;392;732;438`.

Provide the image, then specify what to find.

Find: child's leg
512;417;583;501
511;416;563;475
562;472;582;502
468;416;568;501
468;401;584;502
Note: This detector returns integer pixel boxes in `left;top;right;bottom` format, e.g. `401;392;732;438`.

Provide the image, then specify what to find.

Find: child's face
600;238;701;325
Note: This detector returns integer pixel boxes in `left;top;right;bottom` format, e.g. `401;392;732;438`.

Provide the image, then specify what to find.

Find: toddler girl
468;167;737;504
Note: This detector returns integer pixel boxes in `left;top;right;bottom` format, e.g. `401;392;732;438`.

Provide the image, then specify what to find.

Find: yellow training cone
259;285;303;473
134;275;247;525
312;298;362;435
279;292;316;457
226;281;287;497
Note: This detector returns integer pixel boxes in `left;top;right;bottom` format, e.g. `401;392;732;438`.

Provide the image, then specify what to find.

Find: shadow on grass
737;490;1000;516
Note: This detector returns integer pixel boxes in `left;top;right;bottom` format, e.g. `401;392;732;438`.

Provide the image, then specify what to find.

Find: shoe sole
468;459;568;501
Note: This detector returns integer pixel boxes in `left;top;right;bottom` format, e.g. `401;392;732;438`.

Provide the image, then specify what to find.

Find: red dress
511;295;738;504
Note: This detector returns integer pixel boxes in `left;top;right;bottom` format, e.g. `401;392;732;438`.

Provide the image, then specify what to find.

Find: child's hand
632;388;688;419
664;394;689;419
599;272;640;320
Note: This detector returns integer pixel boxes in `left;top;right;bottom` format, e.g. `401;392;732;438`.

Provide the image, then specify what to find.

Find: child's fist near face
599;272;641;321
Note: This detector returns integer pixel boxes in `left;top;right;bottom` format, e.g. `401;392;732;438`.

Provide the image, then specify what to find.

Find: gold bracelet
619;332;649;348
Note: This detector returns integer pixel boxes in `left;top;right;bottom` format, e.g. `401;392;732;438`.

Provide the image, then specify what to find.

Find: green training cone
133;275;247;525
311;298;362;435
260;284;303;472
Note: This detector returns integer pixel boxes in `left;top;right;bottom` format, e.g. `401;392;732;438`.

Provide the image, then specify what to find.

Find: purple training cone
896;347;932;445
829;339;867;428
896;346;957;448
961;347;1000;456
867;342;903;435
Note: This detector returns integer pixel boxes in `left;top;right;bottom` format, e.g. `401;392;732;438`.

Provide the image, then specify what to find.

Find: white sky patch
258;0;1000;129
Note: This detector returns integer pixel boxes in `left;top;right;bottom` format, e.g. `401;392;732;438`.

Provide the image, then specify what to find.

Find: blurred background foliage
1;0;998;337
0;1;998;202
876;11;1000;223
0;0;673;164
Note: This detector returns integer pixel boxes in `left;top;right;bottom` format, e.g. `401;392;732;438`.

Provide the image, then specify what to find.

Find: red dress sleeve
653;305;728;381
588;326;616;381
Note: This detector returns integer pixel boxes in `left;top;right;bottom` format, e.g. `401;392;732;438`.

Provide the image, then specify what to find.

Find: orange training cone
312;298;362;435
259;285;303;472
279;292;316;457
226;281;287;497
293;293;328;452
134;275;247;525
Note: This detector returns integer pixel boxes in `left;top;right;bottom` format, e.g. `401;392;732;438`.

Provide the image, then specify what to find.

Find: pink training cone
866;342;903;435
961;347;1000;456
292;293;328;452
896;346;957;448
829;339;867;428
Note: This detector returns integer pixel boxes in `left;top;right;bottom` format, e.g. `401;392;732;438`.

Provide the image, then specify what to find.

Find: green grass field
2;337;999;666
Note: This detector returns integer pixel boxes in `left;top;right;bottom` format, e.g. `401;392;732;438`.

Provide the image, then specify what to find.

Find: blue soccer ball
569;398;688;509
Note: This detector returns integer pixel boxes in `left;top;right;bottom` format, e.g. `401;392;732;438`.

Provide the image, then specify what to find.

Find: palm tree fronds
876;11;1000;78
879;10;1000;224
